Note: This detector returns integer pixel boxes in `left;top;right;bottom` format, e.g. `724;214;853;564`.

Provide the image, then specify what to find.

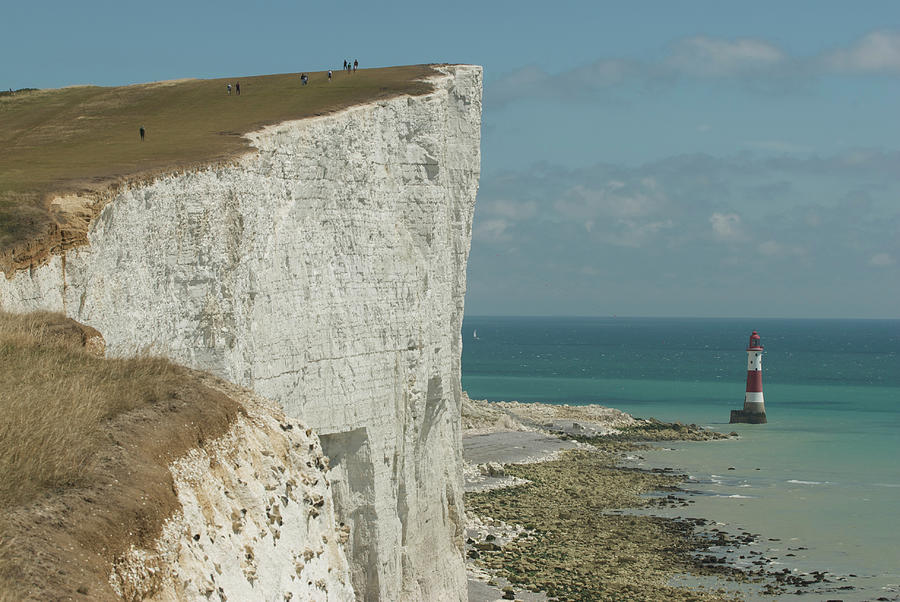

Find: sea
461;316;900;601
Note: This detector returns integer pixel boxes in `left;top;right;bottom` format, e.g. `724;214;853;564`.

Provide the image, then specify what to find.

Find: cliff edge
0;64;482;600
0;312;353;601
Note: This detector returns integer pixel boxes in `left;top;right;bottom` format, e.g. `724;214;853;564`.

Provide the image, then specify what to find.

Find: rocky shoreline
461;396;852;601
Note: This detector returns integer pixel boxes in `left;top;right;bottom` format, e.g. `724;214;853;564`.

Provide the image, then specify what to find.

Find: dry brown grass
0;311;243;600
0;312;172;505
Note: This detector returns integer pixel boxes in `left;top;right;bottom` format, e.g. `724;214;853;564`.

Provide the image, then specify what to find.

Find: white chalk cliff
110;384;356;601
1;64;482;600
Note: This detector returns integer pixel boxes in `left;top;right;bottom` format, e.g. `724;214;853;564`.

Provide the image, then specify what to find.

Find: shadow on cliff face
0;311;243;601
319;427;380;599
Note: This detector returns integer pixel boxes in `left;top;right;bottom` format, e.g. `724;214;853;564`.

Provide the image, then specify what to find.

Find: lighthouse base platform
729;409;767;424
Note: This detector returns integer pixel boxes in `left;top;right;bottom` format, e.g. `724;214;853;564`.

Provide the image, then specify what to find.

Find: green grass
0;65;436;269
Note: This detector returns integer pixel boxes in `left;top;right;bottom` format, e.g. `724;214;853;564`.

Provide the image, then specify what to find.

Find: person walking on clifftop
139;126;145;141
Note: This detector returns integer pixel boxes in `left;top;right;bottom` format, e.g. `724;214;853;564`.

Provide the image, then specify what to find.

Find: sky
3;1;899;318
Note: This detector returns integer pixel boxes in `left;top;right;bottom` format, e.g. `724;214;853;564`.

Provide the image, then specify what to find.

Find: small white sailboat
473;329;478;340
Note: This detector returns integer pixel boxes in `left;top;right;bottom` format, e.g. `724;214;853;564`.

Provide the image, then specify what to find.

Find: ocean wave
711;494;753;499
874;482;900;488
787;479;830;485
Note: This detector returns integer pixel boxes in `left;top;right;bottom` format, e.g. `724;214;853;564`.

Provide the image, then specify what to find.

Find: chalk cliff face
1;65;482;600
110;387;356;601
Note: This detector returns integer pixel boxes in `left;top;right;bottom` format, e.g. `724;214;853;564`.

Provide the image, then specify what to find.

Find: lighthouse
730;331;767;424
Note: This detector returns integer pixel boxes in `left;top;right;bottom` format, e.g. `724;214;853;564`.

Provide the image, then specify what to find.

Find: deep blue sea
461;316;900;600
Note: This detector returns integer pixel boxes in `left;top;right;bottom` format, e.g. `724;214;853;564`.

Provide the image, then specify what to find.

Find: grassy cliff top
0;65;437;275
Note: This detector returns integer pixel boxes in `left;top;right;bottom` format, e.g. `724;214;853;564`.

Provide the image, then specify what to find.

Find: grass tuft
0;312;181;505
0;311;243;599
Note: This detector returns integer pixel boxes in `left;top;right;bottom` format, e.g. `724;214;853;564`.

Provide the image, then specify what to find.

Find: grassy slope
0;312;242;600
0;65;436;271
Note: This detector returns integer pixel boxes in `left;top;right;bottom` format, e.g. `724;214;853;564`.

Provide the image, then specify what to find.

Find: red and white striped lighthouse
730;331;768;424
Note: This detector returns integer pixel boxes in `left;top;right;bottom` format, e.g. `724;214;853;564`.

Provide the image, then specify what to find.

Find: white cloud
667;36;786;77
824;31;900;74
487;65;545;106
757;240;808;258
804;211;822;227
474;218;512;243
557;59;635;89
745;139;813;154
480;198;538;220
759;240;781;255
554;180;664;221
710;212;743;241
486;59;637;107
486;30;900;109
600;219;674;248
870;253;896;267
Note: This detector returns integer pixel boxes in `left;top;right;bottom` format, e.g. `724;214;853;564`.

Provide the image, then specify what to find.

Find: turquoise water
462;317;900;600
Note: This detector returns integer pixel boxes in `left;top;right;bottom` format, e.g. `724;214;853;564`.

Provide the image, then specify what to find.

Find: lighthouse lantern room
730;330;768;424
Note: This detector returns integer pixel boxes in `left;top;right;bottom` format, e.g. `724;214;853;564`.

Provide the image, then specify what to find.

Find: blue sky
4;1;899;318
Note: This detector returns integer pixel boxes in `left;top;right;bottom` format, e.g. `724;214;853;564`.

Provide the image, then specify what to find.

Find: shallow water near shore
462;316;900;600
